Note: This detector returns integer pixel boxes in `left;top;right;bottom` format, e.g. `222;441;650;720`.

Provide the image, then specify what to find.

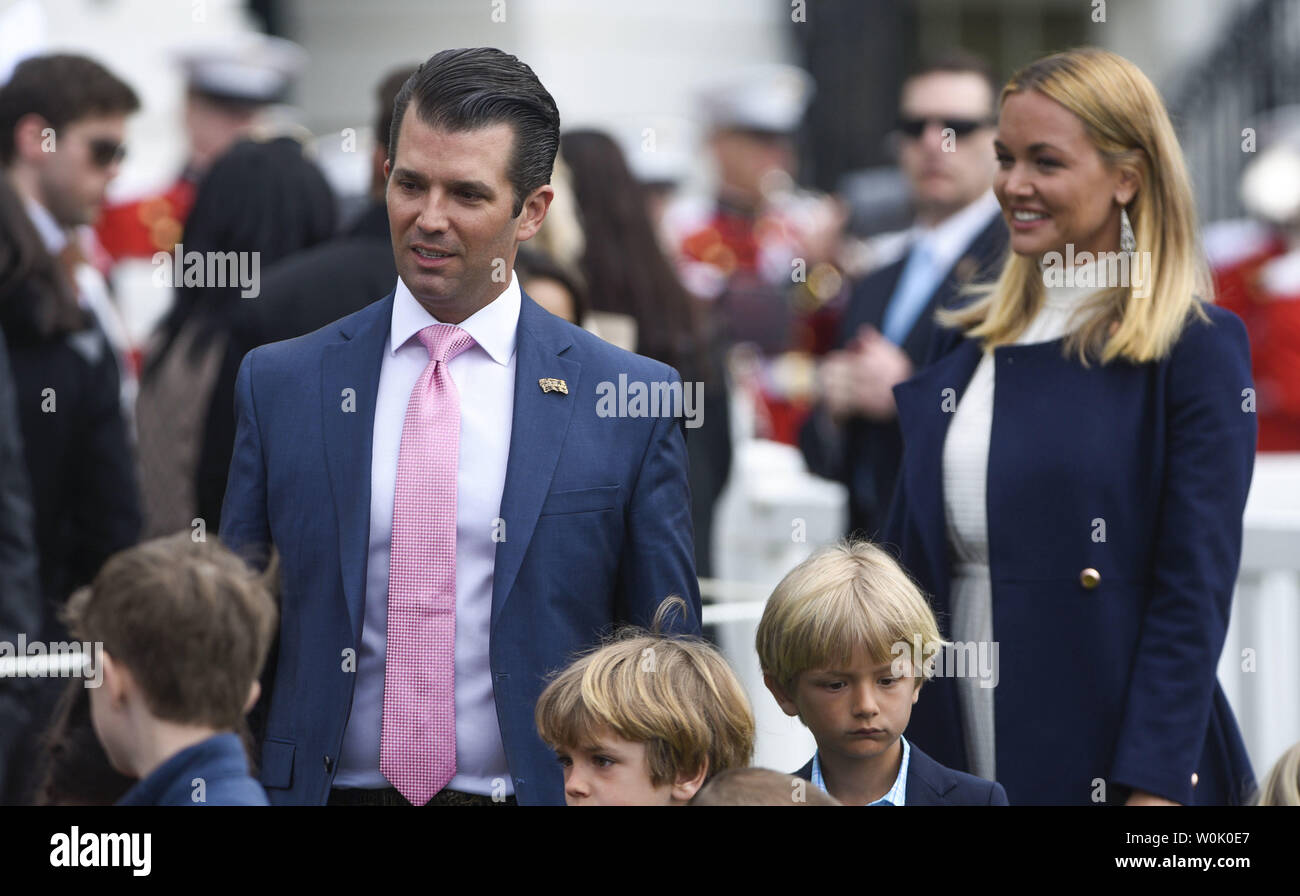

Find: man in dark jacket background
801;52;1008;538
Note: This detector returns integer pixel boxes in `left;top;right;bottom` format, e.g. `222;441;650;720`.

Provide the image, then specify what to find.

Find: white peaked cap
615;116;697;185
173;33;307;105
698;63;814;134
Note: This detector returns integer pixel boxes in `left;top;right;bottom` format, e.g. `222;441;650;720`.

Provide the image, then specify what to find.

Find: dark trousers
328;786;517;806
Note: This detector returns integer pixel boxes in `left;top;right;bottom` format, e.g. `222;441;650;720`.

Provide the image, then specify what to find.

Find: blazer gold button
1080;568;1101;589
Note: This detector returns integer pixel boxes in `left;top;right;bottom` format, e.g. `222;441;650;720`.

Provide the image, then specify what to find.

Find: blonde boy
757;540;1008;806
535;598;755;805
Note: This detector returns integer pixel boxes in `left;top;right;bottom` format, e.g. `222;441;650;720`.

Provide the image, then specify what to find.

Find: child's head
535;597;755;805
1253;741;1300;806
690;767;843;806
756;540;942;766
63;534;277;777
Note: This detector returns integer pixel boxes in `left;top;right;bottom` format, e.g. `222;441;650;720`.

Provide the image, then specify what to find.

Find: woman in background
561;129;731;576
135;136;335;536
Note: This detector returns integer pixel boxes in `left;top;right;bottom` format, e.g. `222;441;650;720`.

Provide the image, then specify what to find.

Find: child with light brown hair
1253;742;1300;806
535;597;754;805
64;533;276;806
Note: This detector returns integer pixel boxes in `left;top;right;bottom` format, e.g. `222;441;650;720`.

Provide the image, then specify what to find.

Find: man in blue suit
801;52;1007;539
219;48;700;806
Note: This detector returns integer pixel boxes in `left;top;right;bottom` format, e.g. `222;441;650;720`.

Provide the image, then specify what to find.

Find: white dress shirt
334;272;519;796
881;190;1002;346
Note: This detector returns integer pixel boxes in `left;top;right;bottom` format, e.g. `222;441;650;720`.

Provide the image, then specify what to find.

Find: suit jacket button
324;755;333;773
1080;568;1101;589
1191;772;1198;788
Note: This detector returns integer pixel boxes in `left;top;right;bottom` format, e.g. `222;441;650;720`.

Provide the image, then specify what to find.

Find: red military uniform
95;173;196;264
672;196;844;445
1207;219;1300;451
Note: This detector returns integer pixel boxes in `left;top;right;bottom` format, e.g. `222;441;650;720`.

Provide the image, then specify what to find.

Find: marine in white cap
664;63;847;446
96;33;307;262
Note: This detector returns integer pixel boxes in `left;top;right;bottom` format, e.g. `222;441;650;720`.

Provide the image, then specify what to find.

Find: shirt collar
909;189;1001;271
114;732;247;806
390;270;520;366
810;734;910;806
23;195;68;253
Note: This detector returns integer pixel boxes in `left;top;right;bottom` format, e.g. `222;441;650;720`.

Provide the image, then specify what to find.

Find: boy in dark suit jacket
756;540;1008;806
64;534;275;806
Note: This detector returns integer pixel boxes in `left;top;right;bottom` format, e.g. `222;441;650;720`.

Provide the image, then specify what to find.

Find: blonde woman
883;48;1256;805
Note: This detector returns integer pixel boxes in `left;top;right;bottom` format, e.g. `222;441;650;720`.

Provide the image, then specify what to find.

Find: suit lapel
321;293;393;643
903;744;955;806
892;337;982;612
491;295;580;631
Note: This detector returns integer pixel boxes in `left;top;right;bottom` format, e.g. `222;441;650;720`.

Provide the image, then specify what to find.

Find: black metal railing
1168;0;1300;222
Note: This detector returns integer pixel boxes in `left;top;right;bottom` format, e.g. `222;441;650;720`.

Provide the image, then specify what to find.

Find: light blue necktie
881;241;940;346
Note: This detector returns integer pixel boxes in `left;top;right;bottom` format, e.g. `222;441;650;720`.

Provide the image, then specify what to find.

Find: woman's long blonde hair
939;47;1210;364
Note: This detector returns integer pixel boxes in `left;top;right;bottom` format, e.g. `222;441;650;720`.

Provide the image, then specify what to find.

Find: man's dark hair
905;50;1000;116
0;54;140;167
388;47;560;217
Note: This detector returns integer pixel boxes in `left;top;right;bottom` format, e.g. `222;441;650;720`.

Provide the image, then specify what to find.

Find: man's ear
671;758;709;803
514;184;554;242
244;680;262;715
13;113;50;164
383;157;392;181
763;672;801;719
102;652;130;707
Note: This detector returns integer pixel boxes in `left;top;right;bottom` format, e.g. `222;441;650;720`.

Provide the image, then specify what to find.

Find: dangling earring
1120;206;1136;253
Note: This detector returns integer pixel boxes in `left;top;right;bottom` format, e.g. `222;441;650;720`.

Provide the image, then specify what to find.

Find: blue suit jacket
882;303;1257;806
219;290;701;805
792;742;1009;805
800;213;1007;539
116;733;269;806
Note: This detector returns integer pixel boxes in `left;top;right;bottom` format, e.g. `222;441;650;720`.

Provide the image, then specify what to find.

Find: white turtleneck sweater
939;265;1103;782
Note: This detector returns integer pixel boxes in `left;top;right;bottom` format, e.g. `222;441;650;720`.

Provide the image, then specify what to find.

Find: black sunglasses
896;116;992;139
88;137;127;168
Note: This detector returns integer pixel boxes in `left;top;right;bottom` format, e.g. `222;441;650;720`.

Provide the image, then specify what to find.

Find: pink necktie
381;323;475;804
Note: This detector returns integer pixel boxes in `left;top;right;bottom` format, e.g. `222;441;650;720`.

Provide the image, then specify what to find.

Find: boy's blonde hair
756;540;942;691
64;533;277;730
535;597;755;786
1253;741;1300;807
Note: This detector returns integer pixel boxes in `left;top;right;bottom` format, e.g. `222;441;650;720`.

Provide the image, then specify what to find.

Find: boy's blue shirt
795;737;1010;806
810;735;911;805
115;732;269;806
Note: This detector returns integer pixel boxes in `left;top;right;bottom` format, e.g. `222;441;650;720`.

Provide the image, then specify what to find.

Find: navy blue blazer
116;733;268;806
792;742;1009;805
882;302;1257;806
219;290;701;805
